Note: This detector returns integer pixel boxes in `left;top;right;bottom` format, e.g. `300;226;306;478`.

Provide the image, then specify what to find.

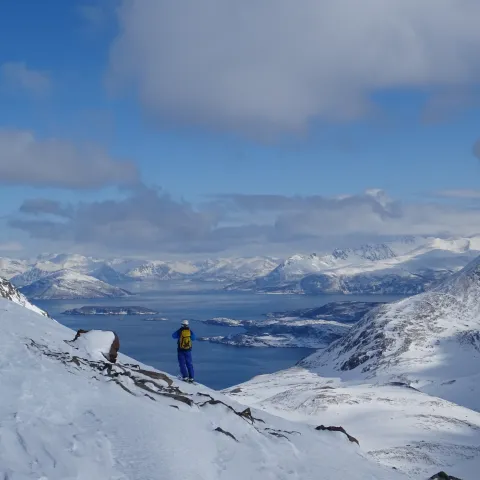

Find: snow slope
225;255;480;478
20;270;132;300
0;277;48;317
226;369;480;478
302;254;480;411
0;290;404;480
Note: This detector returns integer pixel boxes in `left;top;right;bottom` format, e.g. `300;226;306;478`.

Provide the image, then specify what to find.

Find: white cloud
109;0;480;138
1;62;51;97
0;129;139;189
9;188;480;256
0;241;23;252
434;189;480;199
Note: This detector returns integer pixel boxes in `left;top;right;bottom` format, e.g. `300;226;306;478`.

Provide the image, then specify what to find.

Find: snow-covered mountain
125;256;279;282
228;236;480;295
3;236;480;298
225;255;480;477
11;265;62;287
0;276;48;317
89;264;130;285
37;253;104;273
20;270;132;300
126;260;198;280
0;257;29;279
192;257;279;282
302;254;480;410
0;282;404;480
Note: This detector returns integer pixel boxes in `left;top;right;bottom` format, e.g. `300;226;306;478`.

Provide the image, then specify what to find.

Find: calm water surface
36;289;403;390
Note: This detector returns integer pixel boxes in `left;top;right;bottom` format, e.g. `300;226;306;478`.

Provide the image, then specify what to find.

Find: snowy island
62;306;160;315
200;301;382;348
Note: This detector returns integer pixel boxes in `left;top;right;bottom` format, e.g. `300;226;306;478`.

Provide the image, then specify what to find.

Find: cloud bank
9;188;480;256
109;0;480;138
0;129;139;189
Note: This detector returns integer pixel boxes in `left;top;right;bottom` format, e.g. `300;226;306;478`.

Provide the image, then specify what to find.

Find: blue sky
1;0;480;258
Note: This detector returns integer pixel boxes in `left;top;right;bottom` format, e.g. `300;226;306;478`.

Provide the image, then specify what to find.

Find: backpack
179;328;192;350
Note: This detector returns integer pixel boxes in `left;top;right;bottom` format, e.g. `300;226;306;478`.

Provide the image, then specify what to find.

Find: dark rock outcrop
215;427;238;442
429;472;462;480
315;425;359;445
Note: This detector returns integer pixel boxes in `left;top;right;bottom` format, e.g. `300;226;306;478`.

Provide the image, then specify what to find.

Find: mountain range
2;234;480;299
228;236;480;295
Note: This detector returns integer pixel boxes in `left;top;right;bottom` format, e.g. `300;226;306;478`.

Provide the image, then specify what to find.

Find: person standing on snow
172;319;196;382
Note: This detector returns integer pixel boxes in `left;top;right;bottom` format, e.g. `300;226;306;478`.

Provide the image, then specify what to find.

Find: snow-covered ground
226;369;480;478
225;254;480;478
0;283;405;480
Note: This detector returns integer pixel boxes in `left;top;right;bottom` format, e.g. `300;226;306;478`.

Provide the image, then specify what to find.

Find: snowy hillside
0;277;48;317
0;287;404;480
227;370;480;478
223;256;480;478
301;254;480;411
20;270;132;300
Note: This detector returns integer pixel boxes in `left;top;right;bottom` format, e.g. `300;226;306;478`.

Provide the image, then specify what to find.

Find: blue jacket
172;327;196;349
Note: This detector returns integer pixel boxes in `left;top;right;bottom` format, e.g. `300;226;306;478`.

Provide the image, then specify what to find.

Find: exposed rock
198;398;265;424
429;472;462;480
215;427;238;442
315;425;359;445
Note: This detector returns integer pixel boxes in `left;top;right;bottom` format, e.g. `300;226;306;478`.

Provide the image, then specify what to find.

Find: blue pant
177;350;194;379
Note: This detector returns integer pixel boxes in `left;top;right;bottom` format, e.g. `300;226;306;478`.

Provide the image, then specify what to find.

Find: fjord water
36;288;402;390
